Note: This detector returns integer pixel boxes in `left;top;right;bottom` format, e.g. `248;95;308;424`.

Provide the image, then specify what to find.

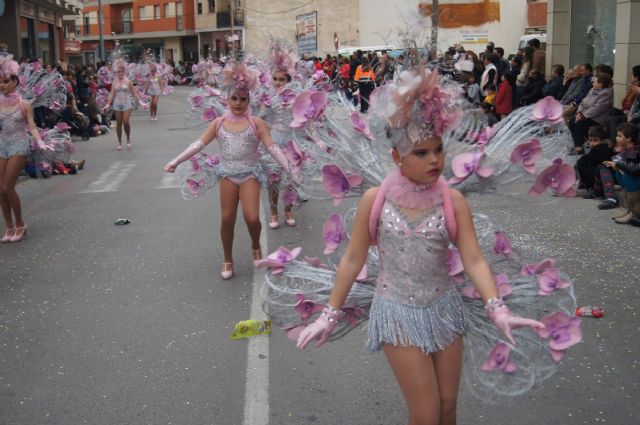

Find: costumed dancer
144;63;166;121
0;56;53;242
104;58;147;150
260;67;582;423
256;42;306;229
164;62;300;280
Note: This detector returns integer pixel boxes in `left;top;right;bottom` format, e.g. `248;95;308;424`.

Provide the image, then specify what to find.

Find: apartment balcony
216;10;244;28
111;20;133;35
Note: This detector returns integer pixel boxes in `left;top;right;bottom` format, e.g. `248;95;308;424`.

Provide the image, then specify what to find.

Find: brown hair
597;73;613;88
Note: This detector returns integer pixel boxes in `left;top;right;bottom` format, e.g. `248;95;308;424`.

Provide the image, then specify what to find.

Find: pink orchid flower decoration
256;246;302;274
510;139;542;174
462;273;512;299
54;122;71;132
536;312;582;361
284;140;308;169
186;178;205;196
449;151;494;184
33;84;46;96
532;96;564;125
189;95;203;108
528;159;576;197
321;164;364;206
279;88;296;106
282;187;298;207
294;294;324;323
350;112;374;141
467;124;496;146
537;268;572;296
205;154;220;167
190;156;201;171
267;169;281;184
521;258;556;276
323;213;344;255
304;256;329;268
260;93;272;108
492;231;513;258
341;306;365;327
481;342;517;373
201;107;217;122
290;90;327;128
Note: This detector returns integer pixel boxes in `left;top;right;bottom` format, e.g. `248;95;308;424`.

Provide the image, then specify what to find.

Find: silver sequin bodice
218;124;261;172
0;107;29;143
376;200;453;306
113;80;131;104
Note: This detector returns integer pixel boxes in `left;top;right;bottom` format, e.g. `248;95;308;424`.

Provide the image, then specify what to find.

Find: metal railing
111;20;133;34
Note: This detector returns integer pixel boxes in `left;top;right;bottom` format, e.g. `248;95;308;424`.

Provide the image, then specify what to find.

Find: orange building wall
527;2;547;28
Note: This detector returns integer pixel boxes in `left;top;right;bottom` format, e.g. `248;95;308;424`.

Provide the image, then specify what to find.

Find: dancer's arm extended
164;117;221;172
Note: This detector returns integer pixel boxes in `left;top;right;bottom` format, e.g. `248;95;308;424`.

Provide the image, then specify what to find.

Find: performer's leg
219;179;240;263
238;178;262;251
0;158;13;230
114;111;123;147
383;344;441;425
122;109;132;146
432;338;463;425
1;155;27;228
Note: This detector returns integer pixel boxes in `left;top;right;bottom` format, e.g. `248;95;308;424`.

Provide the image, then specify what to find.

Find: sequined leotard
366;199;468;354
0;103;31;158
148;76;162;96
215;124;267;186
112;79;133;111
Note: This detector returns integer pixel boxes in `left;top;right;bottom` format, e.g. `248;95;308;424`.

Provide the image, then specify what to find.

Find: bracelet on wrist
484;297;505;312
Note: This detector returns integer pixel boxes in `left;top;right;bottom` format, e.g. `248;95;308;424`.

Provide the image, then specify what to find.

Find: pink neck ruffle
223;109;250;123
0;92;21;108
385;169;443;210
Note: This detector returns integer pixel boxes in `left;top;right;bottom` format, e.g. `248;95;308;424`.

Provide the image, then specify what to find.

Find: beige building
195;0;358;59
547;0;640;104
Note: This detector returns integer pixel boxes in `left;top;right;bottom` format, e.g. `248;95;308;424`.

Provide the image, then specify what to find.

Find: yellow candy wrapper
230;319;271;340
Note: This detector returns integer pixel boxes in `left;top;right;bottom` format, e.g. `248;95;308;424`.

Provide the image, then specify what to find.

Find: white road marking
155;173;181;189
243;200;270;425
79;162;136;193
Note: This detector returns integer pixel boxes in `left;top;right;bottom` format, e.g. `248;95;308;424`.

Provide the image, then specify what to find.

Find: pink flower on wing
528;159;576;197
260;92;272;107
304;256;329;268
186;178;206;196
341;306;365;327
282;187;298;207
510;139;542;174
190;156;201;171
294;294;324;323
467;125;496;146
189;94;203;107
481;342;517;373
350;112;374;141
205;154;220;167
279;88;296;106
259;71;270;87
537;268;572;296
321;164;364;206
267;169;281;184
201;107;217;122
290;90;327;128
462;273;512;299
532;96;564;125
54;122;71;132
323;213;344;255
492;231;513;258
521;258;557;276
256;246;302;274
536;312;582;361
284;140;308;168
448;151;494;184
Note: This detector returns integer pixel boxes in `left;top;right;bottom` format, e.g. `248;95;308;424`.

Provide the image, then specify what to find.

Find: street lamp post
98;0;105;63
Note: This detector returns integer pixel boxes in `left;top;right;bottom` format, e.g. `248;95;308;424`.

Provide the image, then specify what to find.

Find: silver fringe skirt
366;287;469;354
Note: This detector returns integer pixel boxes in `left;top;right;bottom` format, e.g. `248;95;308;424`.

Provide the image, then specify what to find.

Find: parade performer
144;63;166;121
0;56;53;242
256;43;304;229
164;62;300;280
261;67;581;423
105;59;147;150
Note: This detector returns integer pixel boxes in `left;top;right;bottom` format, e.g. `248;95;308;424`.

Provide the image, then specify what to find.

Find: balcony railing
111;20;133;34
216;10;243;28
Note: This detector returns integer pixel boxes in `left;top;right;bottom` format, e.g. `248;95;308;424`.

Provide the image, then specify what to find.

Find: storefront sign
65;40;81;53
20;1;35;18
39;8;55;23
296;11;317;54
459;30;489;44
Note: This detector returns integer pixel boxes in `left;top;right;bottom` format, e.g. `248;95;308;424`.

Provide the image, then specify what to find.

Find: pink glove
36;140;54;152
164;139;205;172
487;299;545;345
296;304;345;349
268;145;302;185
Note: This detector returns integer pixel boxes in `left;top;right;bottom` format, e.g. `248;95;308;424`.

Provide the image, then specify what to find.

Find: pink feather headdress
113;58;126;72
371;68;462;156
269;44;297;76
0;55;19;77
222;62;258;96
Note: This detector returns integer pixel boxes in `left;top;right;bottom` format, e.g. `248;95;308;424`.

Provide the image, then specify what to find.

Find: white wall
357;0;529;56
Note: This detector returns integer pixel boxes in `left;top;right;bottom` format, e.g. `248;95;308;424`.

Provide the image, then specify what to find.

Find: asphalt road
0;86;638;425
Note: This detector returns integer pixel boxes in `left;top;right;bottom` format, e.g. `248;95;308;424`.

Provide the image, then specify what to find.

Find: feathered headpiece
113;58;126;72
222;62;258;96
371;68;462;156
0;55;19;77
268;42;297;76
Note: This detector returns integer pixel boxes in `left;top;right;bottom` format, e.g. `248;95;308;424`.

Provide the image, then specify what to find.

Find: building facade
547;0;640;104
70;0;197;65
0;0;82;65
